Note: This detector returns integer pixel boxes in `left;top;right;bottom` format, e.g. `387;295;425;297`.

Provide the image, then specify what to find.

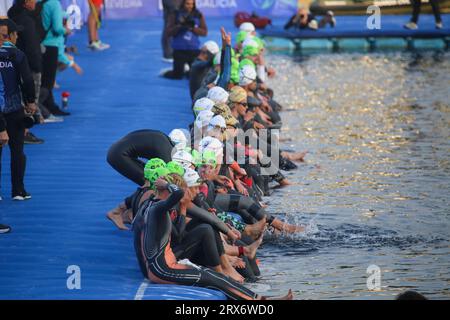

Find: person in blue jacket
0;19;36;201
39;0;71;116
0;23;11;236
162;0;208;79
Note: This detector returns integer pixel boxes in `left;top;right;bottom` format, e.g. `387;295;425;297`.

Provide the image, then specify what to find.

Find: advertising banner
60;0;299;20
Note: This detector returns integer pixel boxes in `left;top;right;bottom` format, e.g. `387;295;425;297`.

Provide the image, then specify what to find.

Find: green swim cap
239;58;256;70
191;149;203;168
231;58;240;84
254;37;265;51
147;167;170;185
144;158;166;181
202;150;217;167
236;31;248;45
242;45;259;57
166;161;185;176
145;158;166;171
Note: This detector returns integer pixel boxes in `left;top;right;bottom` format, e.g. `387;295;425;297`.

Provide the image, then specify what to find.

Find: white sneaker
12;193;31;201
0;224;11;234
436;22;443;29
89;41;110;51
308;20;318;30
159;67;173;76
98;41;110;50
44;114;64;123
404;22;418;30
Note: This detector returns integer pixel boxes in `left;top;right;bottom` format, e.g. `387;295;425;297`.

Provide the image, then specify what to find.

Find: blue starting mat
0;18;234;300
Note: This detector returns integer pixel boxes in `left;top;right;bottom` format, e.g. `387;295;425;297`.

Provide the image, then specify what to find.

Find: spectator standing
404;0;443;30
162;0;207;79
0;19;37;200
0;22;12;233
87;0;109;50
40;0;70;116
161;0;183;62
8;0;45;144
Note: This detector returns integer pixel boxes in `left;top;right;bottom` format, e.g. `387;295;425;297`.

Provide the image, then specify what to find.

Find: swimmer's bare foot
223;264;245;283
272;219;304;234
243;217;266;239
263;289;294;300
232;257;246;269
282;224;305;233
122;209;133;225
278;179;291;187
244;235;263;260
282;151;308;162
106;204;129;230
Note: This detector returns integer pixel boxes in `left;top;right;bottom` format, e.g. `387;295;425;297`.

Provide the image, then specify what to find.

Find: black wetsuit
189;58;213;99
132;184;258;300
214;193;273;225
107;130;174;186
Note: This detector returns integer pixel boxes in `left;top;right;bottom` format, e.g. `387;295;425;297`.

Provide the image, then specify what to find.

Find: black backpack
33;0;51;42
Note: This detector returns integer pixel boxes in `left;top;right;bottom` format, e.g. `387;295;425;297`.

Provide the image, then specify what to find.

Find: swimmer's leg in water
215;194;303;233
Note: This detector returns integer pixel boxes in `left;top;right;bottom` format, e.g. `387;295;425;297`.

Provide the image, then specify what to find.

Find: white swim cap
207;86;229;104
242;38;258;49
208;115;226;130
195;110;215;129
172;150;194;170
239;65;257;86
183;168;203;187
198;136;224;154
193;97;215;116
240;22;255;33
169;129;188;149
203;40;220;56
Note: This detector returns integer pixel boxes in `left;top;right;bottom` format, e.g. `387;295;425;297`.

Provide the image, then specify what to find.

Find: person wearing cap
188;39;219;99
190;28;232;102
163;0;208;79
239;22;256;36
229;86;255;130
191;109;214;147
172;149;195;170
132;172;294;299
192;96;214;116
178;168;266;283
0;19;37;200
207;86;229;104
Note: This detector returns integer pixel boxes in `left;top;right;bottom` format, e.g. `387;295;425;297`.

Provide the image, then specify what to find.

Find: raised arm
152;180;185;215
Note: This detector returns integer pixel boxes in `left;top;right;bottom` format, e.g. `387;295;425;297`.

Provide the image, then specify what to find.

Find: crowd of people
104;0;310;300
0;0;108;234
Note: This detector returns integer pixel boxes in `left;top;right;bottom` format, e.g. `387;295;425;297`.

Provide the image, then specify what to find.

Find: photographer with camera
284;6;335;30
162;0;208;79
0;19;36;201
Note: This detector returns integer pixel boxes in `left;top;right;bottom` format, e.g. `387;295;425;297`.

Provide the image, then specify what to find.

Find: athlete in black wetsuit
132;179;260;300
107;129;174;186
